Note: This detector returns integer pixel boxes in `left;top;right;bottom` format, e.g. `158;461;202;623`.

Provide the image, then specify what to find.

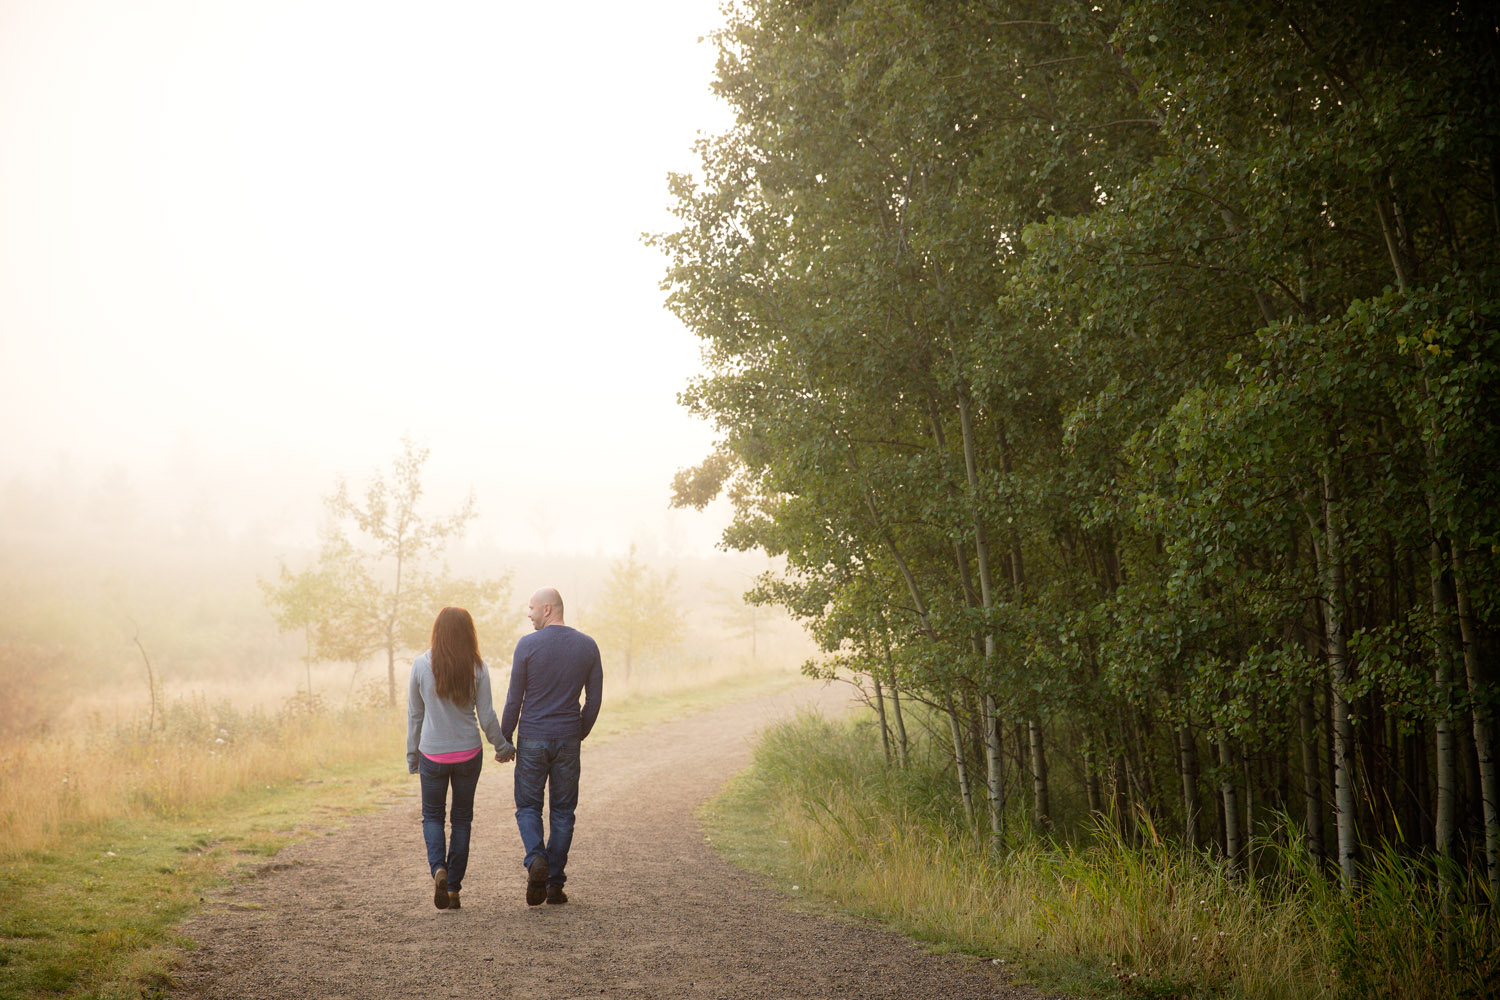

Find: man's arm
579;645;603;741
500;644;527;746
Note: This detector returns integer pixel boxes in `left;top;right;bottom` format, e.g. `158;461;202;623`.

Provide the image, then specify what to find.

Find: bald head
527;588;565;631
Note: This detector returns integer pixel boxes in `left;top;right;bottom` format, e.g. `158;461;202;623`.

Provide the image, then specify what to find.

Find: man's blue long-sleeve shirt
501;624;603;743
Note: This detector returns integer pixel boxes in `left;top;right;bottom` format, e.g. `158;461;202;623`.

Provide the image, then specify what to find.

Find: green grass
0;758;408;999
702;709;1499;1000
0;667;806;999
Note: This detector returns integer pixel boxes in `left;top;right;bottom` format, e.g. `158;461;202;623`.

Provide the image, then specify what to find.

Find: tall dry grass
724;710;1498;1000
2;651;802;859
0;683;402;857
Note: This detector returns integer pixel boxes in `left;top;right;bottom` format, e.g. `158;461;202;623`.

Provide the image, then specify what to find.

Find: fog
0;0;736;555
0;2;812;737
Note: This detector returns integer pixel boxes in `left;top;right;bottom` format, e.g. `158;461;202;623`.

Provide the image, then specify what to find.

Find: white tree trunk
1299;688;1325;867
1218;737;1242;872
1320;463;1360;889
1029;720;1050;830
982;694;1005;850
1452;547;1499;901
879;633;909;767
1431;541;1458;867
890;684;908;766
958;391;1004;850
872;674;892;765
947;697;975;823
1179;726;1201;850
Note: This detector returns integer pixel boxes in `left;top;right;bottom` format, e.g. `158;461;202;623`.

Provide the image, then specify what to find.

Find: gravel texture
168;682;1055;999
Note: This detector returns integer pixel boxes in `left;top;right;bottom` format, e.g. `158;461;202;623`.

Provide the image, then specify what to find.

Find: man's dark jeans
418;751;483;893
513;737;580;886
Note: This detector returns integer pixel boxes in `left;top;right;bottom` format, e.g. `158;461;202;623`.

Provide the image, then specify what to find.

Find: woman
406;606;513;910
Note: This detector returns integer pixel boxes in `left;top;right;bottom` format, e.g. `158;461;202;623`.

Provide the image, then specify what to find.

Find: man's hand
495;747;516;764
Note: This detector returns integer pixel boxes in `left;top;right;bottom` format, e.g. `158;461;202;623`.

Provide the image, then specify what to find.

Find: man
497;587;603;905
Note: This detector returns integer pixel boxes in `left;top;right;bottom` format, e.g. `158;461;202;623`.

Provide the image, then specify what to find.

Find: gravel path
169;682;1050;999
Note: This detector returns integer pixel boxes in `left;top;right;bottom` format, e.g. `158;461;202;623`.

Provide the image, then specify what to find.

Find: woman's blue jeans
418;752;483;893
513;737;580;886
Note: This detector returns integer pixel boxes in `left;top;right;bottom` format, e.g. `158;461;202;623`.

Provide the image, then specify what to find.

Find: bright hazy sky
0;0;735;556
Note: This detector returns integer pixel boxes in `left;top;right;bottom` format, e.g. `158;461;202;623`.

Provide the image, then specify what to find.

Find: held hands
495;746;516;764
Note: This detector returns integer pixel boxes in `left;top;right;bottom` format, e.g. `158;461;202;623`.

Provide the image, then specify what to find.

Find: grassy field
0;666;804;1000
703;709;1499;1000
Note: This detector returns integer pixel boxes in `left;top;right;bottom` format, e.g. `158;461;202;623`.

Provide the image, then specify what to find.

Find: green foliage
657;0;1500;901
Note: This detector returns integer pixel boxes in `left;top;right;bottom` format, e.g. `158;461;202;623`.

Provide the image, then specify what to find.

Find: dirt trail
169;682;1046;999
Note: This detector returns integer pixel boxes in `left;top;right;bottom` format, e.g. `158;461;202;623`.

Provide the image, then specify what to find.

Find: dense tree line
653;0;1500;897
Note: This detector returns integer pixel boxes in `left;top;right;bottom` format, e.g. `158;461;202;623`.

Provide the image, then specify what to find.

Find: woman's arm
406;658;426;773
474;661;513;757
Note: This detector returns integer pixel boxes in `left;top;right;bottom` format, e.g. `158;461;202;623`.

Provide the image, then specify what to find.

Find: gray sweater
406;652;512;773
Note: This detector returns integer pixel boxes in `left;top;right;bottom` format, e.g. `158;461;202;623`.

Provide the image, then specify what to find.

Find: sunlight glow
0;0;734;554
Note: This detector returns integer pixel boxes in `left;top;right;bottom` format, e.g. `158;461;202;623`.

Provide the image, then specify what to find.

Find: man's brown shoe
526;854;549;906
433;867;450;910
546;884;568;905
448;890;460;910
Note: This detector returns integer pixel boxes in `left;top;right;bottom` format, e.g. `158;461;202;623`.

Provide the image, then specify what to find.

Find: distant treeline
655;0;1500;898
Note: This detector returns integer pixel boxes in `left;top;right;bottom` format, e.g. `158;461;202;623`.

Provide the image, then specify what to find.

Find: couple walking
406;587;603;909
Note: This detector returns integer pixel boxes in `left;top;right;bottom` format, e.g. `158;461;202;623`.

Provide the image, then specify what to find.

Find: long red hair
430;606;480;705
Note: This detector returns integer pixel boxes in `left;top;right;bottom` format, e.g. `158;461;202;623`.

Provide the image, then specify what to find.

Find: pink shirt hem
422;747;481;764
